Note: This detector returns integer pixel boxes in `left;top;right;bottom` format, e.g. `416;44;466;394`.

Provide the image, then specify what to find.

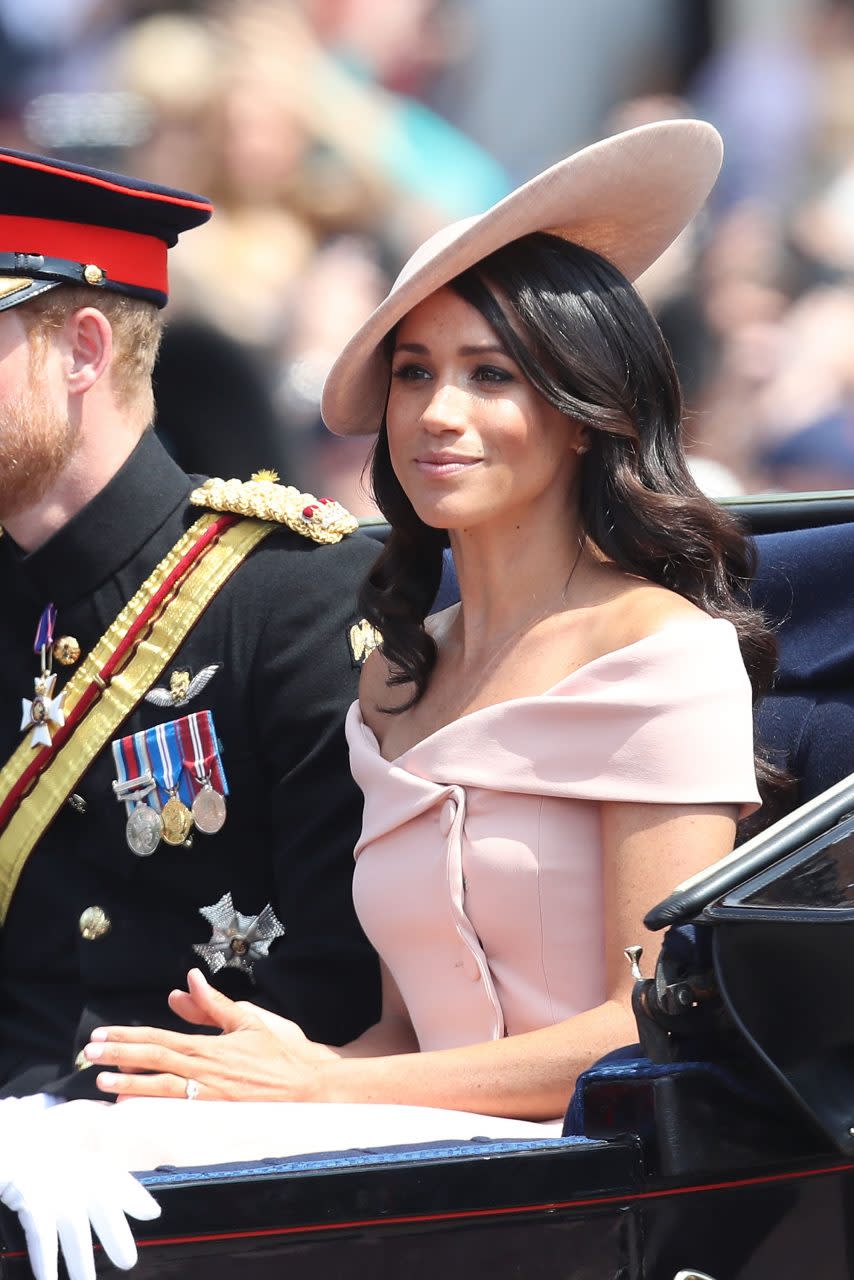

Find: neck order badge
21;604;66;748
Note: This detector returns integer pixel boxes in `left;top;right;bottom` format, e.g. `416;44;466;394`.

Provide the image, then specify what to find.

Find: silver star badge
192;891;285;979
20;673;66;748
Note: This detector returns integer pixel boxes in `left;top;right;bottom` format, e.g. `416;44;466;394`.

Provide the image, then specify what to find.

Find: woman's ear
65;306;113;395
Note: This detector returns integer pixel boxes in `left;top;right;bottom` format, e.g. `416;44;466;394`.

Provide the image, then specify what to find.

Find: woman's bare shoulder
594;572;714;653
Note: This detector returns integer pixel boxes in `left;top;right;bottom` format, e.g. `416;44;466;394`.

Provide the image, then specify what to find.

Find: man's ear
65;306;113;395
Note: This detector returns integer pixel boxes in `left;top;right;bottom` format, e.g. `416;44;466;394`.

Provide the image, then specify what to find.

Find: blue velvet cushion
754;525;854;801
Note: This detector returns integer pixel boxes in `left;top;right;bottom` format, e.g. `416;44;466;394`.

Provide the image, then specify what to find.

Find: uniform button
74;1050;92;1072
439;799;457;838
53;635;81;666
79;906;111;940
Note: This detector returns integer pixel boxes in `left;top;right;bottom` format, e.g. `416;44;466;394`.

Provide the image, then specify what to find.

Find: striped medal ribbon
112;732;162;857
151;720;194;846
176;711;228;835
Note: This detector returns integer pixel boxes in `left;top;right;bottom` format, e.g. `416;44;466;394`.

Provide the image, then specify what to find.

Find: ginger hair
19;287;164;420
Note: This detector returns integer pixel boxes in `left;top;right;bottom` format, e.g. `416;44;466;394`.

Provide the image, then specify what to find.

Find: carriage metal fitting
624;944;644;981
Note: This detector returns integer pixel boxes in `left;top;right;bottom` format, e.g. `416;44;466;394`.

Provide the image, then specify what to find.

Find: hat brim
322;119;723;436
0;277;59;312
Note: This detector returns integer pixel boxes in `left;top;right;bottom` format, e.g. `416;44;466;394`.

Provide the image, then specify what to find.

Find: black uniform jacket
0;432;382;1097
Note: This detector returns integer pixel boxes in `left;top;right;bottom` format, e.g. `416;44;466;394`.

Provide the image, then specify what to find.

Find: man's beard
0;386;79;524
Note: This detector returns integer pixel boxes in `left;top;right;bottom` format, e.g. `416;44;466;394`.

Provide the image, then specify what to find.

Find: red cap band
0;214;167;294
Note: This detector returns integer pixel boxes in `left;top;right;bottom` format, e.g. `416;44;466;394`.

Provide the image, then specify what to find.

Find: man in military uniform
0;147;381;1102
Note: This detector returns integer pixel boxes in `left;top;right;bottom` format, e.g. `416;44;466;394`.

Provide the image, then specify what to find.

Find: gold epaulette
189;470;358;545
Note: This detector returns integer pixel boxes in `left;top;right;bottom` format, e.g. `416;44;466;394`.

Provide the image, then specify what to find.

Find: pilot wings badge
145;664;221;708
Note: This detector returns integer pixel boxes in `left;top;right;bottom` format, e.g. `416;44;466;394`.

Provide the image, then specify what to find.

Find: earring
576;443;589;456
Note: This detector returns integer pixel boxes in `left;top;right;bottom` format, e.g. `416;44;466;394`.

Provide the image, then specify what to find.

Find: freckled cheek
386;427;413;485
385;399;414;457
478;415;536;465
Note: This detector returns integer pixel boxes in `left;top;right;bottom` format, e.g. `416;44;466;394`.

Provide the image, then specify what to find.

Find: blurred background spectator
4;0;854;508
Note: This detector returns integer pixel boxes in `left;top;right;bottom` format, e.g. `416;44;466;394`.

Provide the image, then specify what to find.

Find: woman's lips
414;454;482;476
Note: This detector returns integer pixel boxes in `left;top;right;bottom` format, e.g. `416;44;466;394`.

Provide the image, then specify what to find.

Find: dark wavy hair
361;232;783;799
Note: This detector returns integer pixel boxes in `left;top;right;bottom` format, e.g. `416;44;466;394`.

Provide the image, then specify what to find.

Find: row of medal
112;710;229;857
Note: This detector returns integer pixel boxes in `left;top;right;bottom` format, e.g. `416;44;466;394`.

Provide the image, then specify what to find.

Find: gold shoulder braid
190;470;358;545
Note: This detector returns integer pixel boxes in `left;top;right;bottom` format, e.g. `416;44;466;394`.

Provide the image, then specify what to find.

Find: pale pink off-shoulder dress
58;621;763;1165
348;619;761;1054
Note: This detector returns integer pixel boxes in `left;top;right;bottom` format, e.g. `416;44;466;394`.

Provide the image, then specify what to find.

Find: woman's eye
391;362;431;381
473;365;513;384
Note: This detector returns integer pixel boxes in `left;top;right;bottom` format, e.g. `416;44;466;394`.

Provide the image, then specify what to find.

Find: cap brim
322;119;723;436
0;277;60;312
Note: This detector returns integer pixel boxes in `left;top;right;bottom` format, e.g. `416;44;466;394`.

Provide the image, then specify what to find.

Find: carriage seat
752;522;854;803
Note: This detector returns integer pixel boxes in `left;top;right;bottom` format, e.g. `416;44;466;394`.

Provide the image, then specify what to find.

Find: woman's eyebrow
393;341;508;356
458;343;507;356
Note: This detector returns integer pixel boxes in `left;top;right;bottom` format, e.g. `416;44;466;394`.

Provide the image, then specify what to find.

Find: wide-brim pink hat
322;119;722;437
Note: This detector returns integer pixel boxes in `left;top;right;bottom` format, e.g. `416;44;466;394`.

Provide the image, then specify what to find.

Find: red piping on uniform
0;215;168;293
0;514;238;833
0;152;212;213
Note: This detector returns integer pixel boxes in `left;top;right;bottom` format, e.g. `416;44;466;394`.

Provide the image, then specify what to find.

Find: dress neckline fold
357;617;734;766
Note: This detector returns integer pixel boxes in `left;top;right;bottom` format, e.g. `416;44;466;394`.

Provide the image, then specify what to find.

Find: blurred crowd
1;0;854;507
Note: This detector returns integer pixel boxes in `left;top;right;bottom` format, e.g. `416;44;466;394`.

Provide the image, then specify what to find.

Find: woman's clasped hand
85;969;337;1101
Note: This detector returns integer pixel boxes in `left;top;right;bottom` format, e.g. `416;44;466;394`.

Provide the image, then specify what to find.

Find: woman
72;119;766;1150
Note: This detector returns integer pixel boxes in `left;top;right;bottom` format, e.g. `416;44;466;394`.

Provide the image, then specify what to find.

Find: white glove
0;1101;161;1280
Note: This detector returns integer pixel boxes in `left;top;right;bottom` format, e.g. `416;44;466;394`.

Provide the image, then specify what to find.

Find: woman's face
386;286;584;532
